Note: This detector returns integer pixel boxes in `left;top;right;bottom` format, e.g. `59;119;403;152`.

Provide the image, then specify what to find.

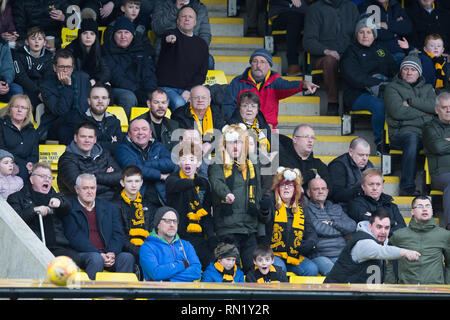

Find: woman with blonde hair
260;166;319;276
208;123;269;274
0;94;39;179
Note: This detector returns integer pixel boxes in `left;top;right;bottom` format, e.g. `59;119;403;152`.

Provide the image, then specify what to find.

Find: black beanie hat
80;18;98;34
113;16;135;34
152;206;180;230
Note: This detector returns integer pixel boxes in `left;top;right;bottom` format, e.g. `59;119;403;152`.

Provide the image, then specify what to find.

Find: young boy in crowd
201;239;245;283
166;141;216;269
399;34;449;92
0;149;23;200
112;164;152;272
12;26;54;109
245;244;289;283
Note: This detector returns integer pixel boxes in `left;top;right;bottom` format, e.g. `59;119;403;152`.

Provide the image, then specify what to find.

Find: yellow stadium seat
204;70;228;86
289;276;325;284
424;157;443;196
61;27;78;48
130;107;149;121
349;110;372;116
148;30;156;45
69;272;90;282
107;106;128;132
39;145;67;171
51;172;59;192
95;272;139;282
0;102;8;110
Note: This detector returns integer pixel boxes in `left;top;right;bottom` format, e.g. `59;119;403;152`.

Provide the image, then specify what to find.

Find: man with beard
137;88;179;151
7;162;81;266
79;84;124;155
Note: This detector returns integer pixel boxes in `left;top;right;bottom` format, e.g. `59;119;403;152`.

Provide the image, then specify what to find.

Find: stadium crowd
0;0;449;284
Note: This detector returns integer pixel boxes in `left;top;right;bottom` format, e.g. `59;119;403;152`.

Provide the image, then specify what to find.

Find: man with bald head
279;124;330;191
116;118;175;208
305;177;356;276
328;137;374;208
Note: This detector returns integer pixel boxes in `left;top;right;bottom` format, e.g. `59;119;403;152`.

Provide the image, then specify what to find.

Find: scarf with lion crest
270;203;305;265
120;190;149;247
179;169;208;233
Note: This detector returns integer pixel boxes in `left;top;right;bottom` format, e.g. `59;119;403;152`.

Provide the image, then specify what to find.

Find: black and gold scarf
254;265;281;283
244;118;270;152
214;261;237;282
270;203;305;266
426;51;447;88
121;190;149;247
222;159;257;211
179;169;208;233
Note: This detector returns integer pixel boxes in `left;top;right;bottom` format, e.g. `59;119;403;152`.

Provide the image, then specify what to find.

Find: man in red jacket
221;48;319;128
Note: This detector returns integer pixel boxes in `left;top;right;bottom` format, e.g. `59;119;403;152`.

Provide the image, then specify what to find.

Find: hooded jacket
324;220;402;283
384;73;436;139
139;230;202;281
303;0;360;57
57;141;122;200
386;218;450;284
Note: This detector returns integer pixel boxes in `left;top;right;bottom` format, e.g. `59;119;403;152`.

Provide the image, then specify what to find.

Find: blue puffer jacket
139;230;202;281
201;262;245;283
115;137;175;202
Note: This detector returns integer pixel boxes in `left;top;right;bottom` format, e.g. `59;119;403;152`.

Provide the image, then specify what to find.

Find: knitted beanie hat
80;18;98;34
355;15;377;39
113;16;135;34
400;51;423;76
0;149;14;161
249;48;273;67
214;241;240;260
152;206;180;230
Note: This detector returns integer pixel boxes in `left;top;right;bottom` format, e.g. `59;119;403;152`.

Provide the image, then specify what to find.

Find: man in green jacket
423;92;450;230
384;52;436;196
385;196;450;284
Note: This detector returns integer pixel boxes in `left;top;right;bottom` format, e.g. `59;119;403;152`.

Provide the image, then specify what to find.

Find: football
46;256;79;286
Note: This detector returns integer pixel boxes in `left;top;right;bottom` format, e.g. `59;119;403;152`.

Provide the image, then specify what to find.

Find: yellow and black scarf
270;203;305;266
121;190;149;247
248;69;271;91
190;105;214;140
214;261;237;282
222;159;257;210
253;265;281;283
179;169;208;233
426;51;447;88
244;118;270;152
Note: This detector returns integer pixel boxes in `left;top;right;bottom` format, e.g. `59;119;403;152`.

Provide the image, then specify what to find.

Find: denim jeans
311;256;338;276
273;255;319;276
0;82;23;102
389;130;422;190
160;87;188;111
352;93;385;145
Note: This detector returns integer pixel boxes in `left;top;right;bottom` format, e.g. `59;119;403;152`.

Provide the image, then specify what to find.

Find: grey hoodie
351;221;402;263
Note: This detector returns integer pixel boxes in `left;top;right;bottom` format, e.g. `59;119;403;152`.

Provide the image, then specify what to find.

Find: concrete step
210;36;264;56
203;0;227;17
393;196;414;218
209;17;244;37
214;55;283;76
278;115;341;136
384;176;400;197
278;96;320;117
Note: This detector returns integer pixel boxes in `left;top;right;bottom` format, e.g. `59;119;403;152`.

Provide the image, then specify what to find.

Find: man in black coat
39;49;92;144
7;162;81;266
347;168;406;236
57;121;121;201
328;137;373;209
279;124;330;193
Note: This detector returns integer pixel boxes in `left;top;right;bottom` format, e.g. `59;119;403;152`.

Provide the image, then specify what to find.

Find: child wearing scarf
201;239;244;283
245;244;288;283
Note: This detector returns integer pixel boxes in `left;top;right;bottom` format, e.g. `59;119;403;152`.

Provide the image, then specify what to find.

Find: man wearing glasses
39;49;91;144
7;162;82;267
279;124;329;192
385;196;450;284
139;206;202;281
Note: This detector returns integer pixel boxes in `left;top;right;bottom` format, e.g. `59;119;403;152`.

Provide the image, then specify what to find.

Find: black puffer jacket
57;141;122;200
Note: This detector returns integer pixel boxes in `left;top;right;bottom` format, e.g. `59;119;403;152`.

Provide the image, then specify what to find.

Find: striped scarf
254;265;281;283
214;261;237;282
121;189;149;247
426;51;447;88
270;203;305;266
244;118;270;152
223;159;257;210
190;105;214;140
179;169;208;233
